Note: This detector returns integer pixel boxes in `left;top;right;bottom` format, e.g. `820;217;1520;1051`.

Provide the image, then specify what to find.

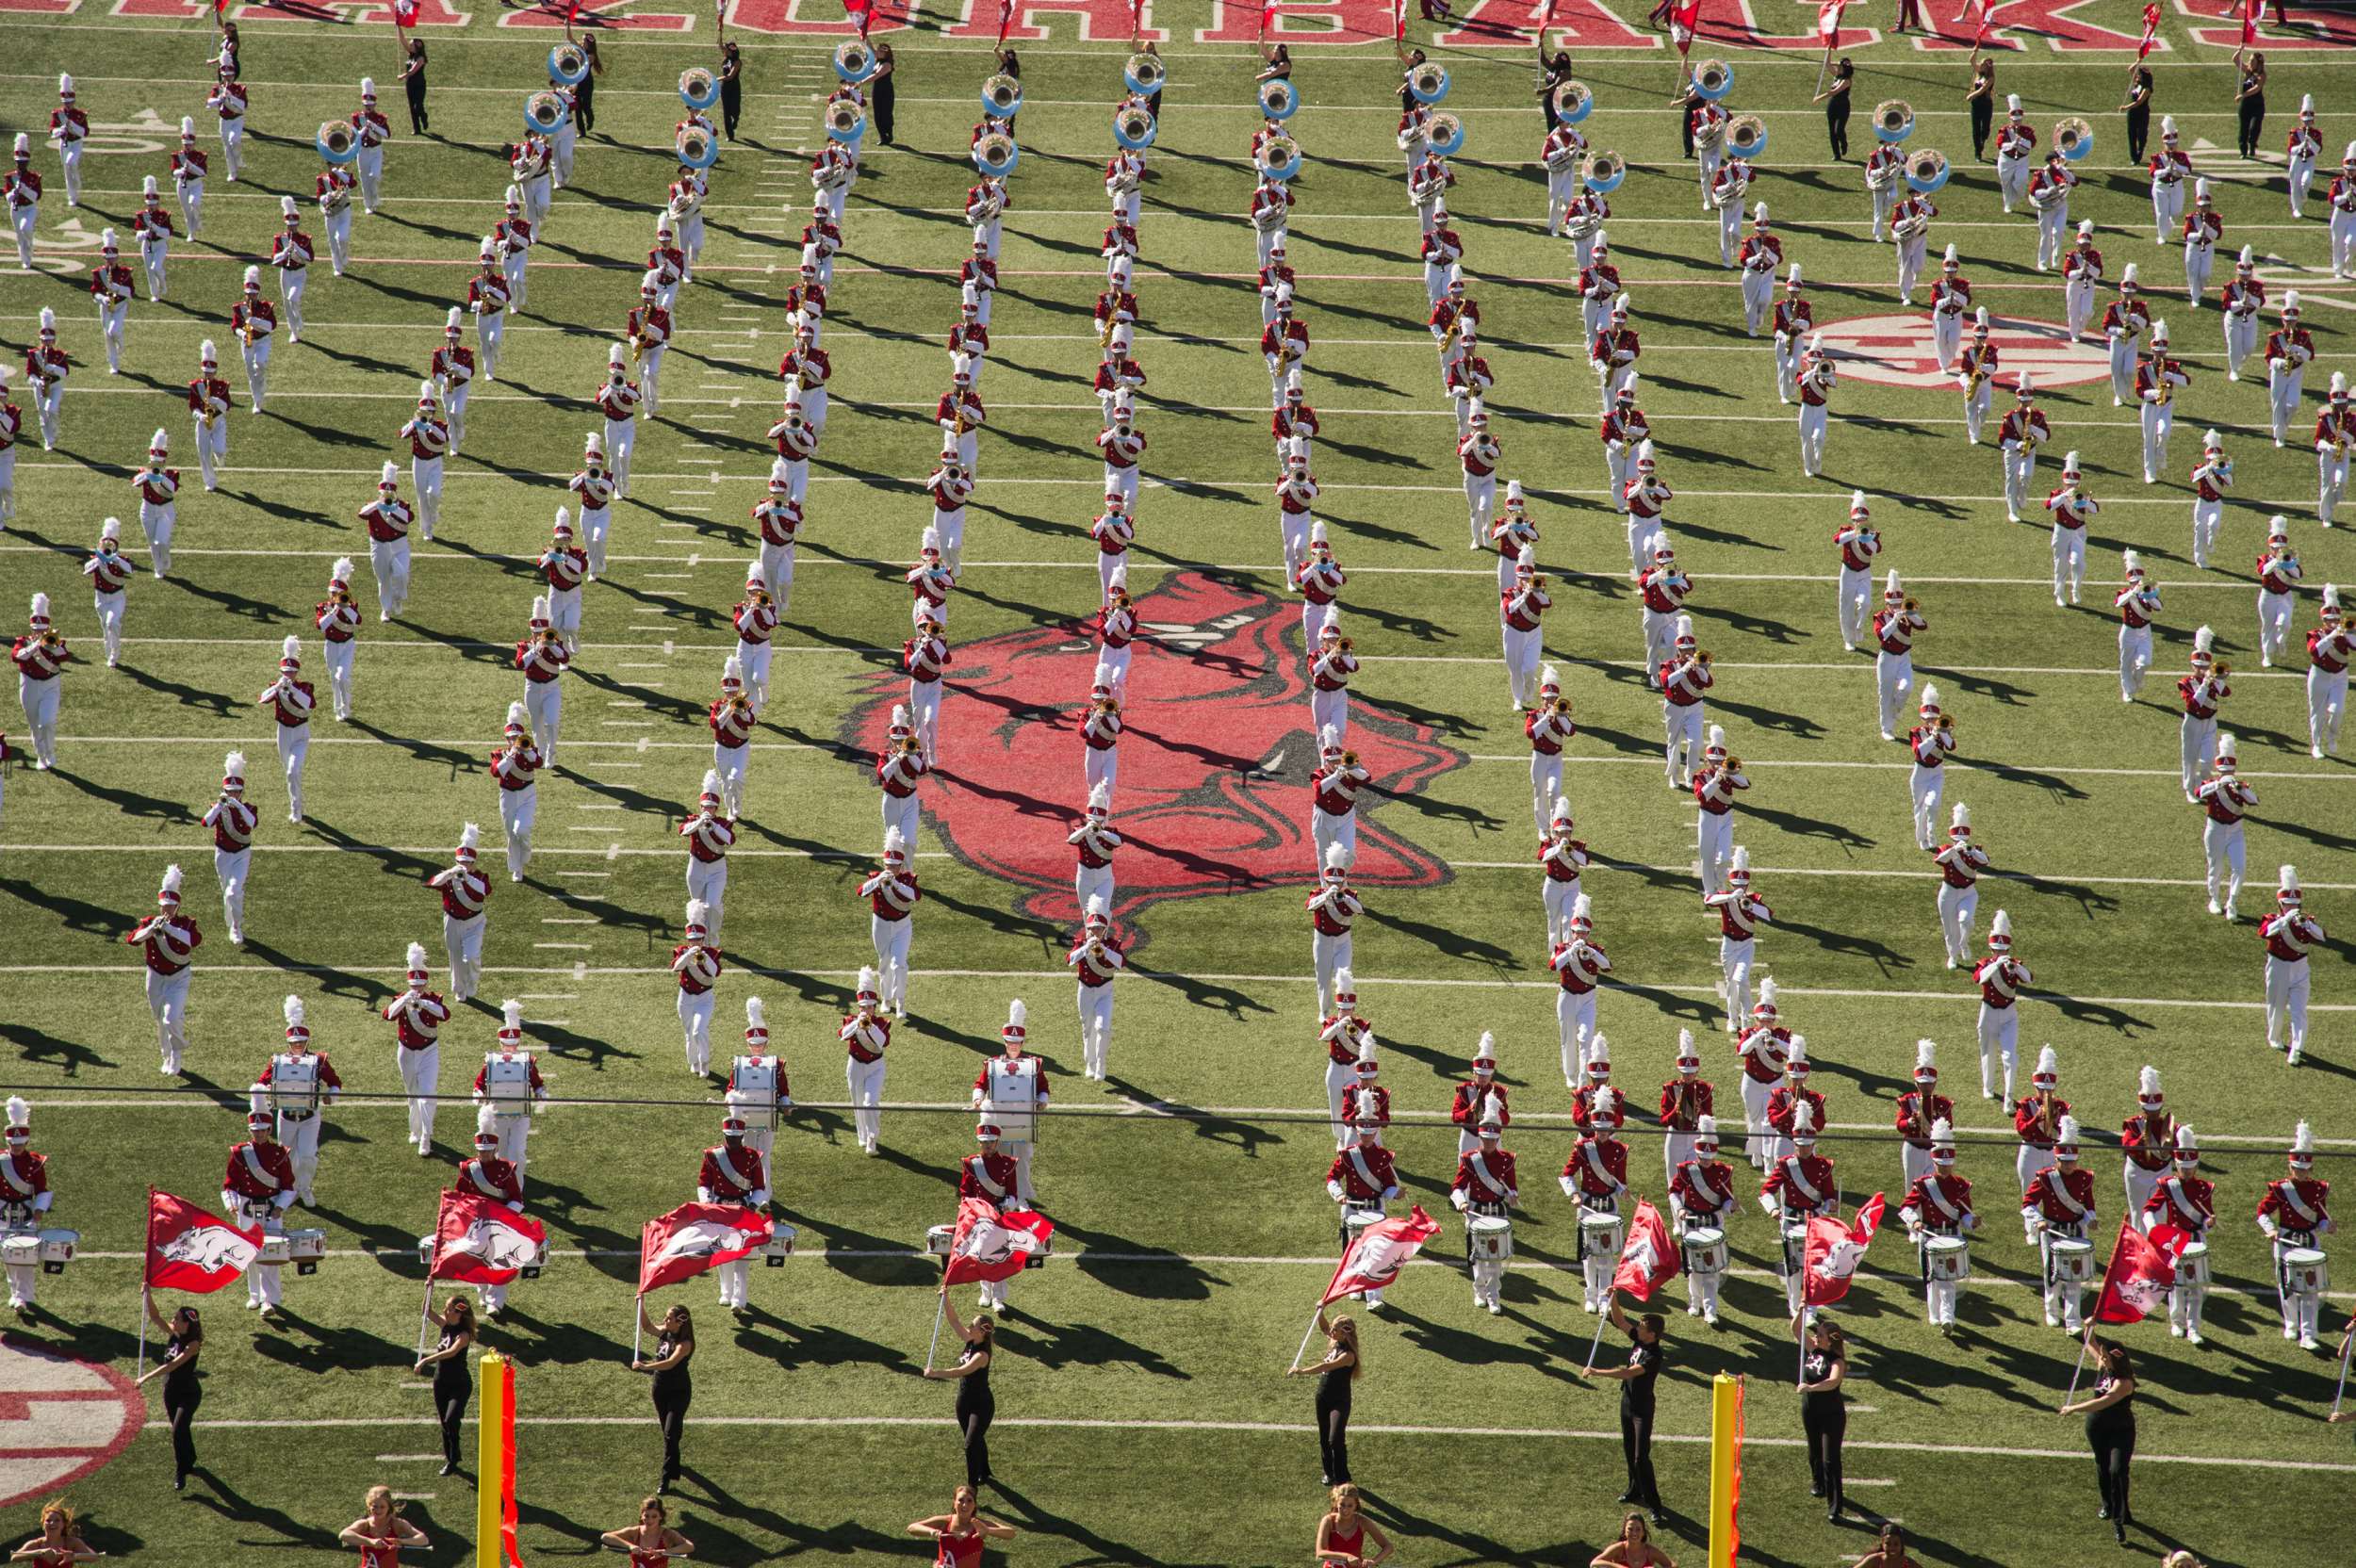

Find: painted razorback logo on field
845;571;1465;928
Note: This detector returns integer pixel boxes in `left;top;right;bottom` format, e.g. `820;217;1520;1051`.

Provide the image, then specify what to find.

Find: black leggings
165;1383;201;1480
2090;1421;2135;1521
721;81;743;141
1826;97;1851;160
436;1380;471;1466
405;77;428;136
2127;105;2151;164
874;74;896;144
1316;1385;1351;1483
1620;1404;1661;1509
958;1389;994;1486
2238;96;2266;160
1803;1398;1846;1506
573;76;596;137
1971;96;1993;159
652;1384;690;1481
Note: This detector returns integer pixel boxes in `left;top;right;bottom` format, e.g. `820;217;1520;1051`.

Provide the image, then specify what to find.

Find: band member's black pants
957;1383;994;1487
1316;1382;1351;1484
652;1384;690;1481
1971;97;1992;160
2238;95;2266;160
1620;1401;1661;1510
1803;1398;1845;1507
721;81;743;141
2126;105;2150;164
1826;97;1851;160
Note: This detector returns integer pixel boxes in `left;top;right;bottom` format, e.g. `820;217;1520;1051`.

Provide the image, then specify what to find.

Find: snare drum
1681;1226;1728;1280
416;1233;436;1267
924;1223;957;1257
728;1055;779;1132
2174;1240;2211;1287
257;1230;291;1266
1780;1218;1811;1275
0;1233;40;1269
1923;1234;1971;1282
37;1228;77;1273
482;1052;538;1115
1579;1210;1625;1261
1023;1228;1054;1271
1467;1214;1513;1262
287;1228;327;1276
761;1223;798;1268
2282;1247;2330;1298
1342;1206;1386;1250
2047;1236;2094;1284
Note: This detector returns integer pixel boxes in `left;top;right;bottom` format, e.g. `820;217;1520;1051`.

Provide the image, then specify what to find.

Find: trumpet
1696;649;1713;666
1937;712;1954;732
1340;749;1359;768
1407;60;1450;106
316;119;358;165
1693;57;1734;102
1549;695;1574;717
1726;113;1767;160
2054;116;2094;163
1903;596;1920;613
524;90;566;137
1725;754;1742;772
898;734;921;755
2214;661;2234;680
1873;100;1915;144
982;73;1023;118
679;66;720;111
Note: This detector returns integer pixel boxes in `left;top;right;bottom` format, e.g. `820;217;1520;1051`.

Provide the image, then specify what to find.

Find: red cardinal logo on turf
844;570;1465;928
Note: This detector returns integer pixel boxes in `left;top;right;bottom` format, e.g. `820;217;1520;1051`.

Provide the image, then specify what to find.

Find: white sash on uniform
239;1144;282;1190
1347;1148;1386;1195
1780;1157;1822;1207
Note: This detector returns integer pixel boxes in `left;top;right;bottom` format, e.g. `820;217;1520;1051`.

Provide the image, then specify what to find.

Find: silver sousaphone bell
676;122;719;171
1554;80;1594;126
1873;99;1915;143
1407;60;1450;106
1114;104;1156;151
826;99;866;144
523;91;566;138
2054;116;2095;162
1123;51;1165;96
1726;114;1767;159
548;41;589;88
1905;147;1952;193
316;119;358;166
1693;57;1735;102
679;66;721;112
1259;77;1300;122
1581;150;1627;194
835;39;878;86
973;127;1019;178
1256;133;1301;183
982;73;1023;118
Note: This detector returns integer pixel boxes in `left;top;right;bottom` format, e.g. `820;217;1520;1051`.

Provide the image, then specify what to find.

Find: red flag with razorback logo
941;1197;1055;1285
637;1201;773;1295
2093;1218;2182;1324
843;0;875;35
1817;0;1847;43
1319;1204;1441;1305
1669;0;1701;54
144;1187;263;1293
2238;0;2261;47
2137;2;2160;56
1612;1200;1680;1301
429;1189;548;1286
995;0;1015;43
1802;1192;1886;1308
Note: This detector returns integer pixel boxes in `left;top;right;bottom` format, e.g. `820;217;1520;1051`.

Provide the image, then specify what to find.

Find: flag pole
1580;1296;1612;1373
924;1291;948;1374
136;1282;150;1383
2066;1221;2128;1404
1795;1305;1809;1386
417;1277;436;1362
2330;1326;2353;1417
1288;1302;1327;1374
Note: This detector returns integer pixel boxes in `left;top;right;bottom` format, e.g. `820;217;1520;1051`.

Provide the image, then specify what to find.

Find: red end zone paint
1812;312;2112;390
845;570;1464;929
0;1341;148;1510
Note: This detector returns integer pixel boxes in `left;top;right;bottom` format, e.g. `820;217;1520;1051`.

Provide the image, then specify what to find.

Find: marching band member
680;773;734;942
48;74;85;208
202;750;254;946
2;135;38;270
961;232;999;322
206;62;247;181
1908;687;1954;850
1311;730;1366;867
2150;116;2191;243
90;230;131;374
1420;203;1464;310
1693;728;1747;896
2045;452;2097;606
1900;1119;1976;1331
972;1004;1046;1201
1306;617;1355;748
270;197;313;342
520;134;557;232
516;596;569;765
2221;247;2265;378
1309;847;1362;1018
1080;684;1121;799
2320;377;2354;527
1890;181;1937;306
2135;318;2190;482
647;218;684;313
2102;265;2149;408
1262;286;1309;410
251;996;340;1205
710;654;756;817
1459;403;1500;543
23;310;67;451
860;828;919;1020
492;702;542;883
10;594;66;769
1795;333;1836;477
315;558;359;722
1501;548;1550;710
1835;493;1879;648
494;188;533;314
229;266;275;413
1341;1041;1391;1148
841;968;890;1155
1099;403;1146;507
460;1107;524;1315
1328;1123;1401;1311
2117;551;2162;703
129;864;200;1074
2257;523;2303;668
1929;247;1972;371
1544;117;1589;239
1865;135;1904;240
537;511;585;656
1660;616;1711;788
2022;1117;2094;1331
1605;401;1657;538
2189;431;2233;568
83;518;128;666
1591;293;1640;413
1772;265;1810;402
2309;590;2351;757
2332;143;2356;278
1;1097;52;1317
1562;1086;1629;1314
385;942;450;1154
1735;204;1778;335
2062;221;2102;340
1259;240;1295;331
1096;259;1137;363
1578;233;1621;345
1550;897;1611;1087
351;77;387;212
628;272;671;415
467;242;510;384
2262;865;2323;1065
1934;804;1988;968
473;1001;547;1174
1974;910;2029;1102
1660;1031;1712;1189
1636;532;1692;683
401;382;449;539
2029;151;2075;270
259;636;312;825
2182;181;2222;306
2014;1045;2069;1216
1092;328;1142;426
427;824;489;1004
957;1121;1022;1312
939;368;983;473
905;609;945;760
594;349;643;500
1320;973;1372;1151
1896;1040;1951;1194
1527;667;1574;837
1765;1039;1824;1167
1069;899;1123;1081
876;705;925;852
1276;445;1317;579
2256;1122;2333;1348
2181;625;2232;795
1451;1034;1507;1156
931;451;975;579
1873;571;1924;741
727;998;792;1159
1670;1115;1737;1326
1955;309;1999;444
188;341;229;492
2142;1126;2214;1342
673;902;722;1078
432;310;476;452
1094;571;1135;700
1735;982;1792;1169
1691;92;1727;209
564;434;616;580
1994;95;2036;210
2286;96;2321;218
1760;1102;1839;1314
1539;797;1588;944
130;430;178;578
309;147;356;282
1706;847;1770;1029
171;116;205;239
134;177;173;302
1452;1110;1517;1315
1995;377;2049;526
769;395;814;506
223;1111;295;1314
2120;1066;2174;1222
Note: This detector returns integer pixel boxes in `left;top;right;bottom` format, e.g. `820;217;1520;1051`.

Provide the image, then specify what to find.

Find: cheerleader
11;1501;100;1565
601;1500;694;1565
341;1488;433;1556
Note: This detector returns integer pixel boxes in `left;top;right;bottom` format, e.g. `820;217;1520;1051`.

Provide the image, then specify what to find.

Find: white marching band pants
844;1054;886;1152
679;988;714;1075
870;915;911;1014
1938;880;1978;968
1555;988;1595;1089
1718;936;1754;1032
1077;981;1115;1080
147;966;190;1074
399;1043;439;1152
1976;1003;2019;1102
2266;955;2310;1060
1312;930;1353;1017
213;845;248;944
443;911;484;1003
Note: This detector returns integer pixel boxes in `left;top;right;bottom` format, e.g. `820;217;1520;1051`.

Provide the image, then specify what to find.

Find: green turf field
2;5;2354;1566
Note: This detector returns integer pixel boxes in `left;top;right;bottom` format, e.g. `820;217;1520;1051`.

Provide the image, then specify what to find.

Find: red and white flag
1319;1204;1441;1306
1801;1193;1886;1308
1817;0;1848;43
428;1189;548;1286
843;0;875;38
1954;0;1995;44
637;1201;773;1295
2237;0;2261;47
1669;0;1703;55
2137;2;2161;57
995;0;1016;44
1612;1200;1680;1301
2093;1219;2183;1325
941;1197;1055;1286
144;1188;263;1294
